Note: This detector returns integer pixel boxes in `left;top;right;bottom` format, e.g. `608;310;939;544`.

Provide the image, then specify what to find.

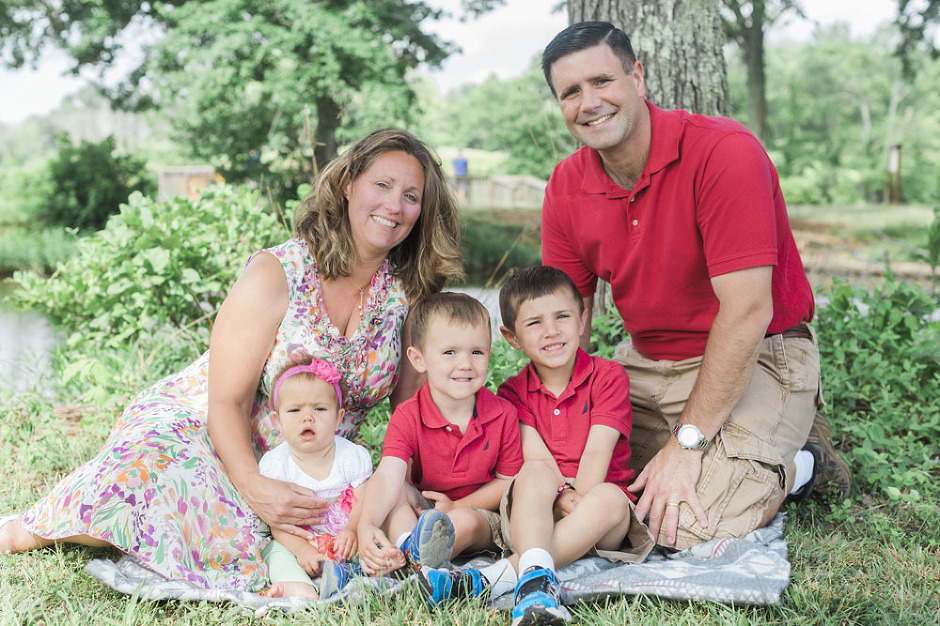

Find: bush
13;184;289;353
815;276;940;504
42;134;156;231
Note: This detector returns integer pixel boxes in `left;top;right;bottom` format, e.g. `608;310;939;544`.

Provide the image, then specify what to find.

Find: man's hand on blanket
629;444;708;547
244;474;329;539
357;524;406;576
422;491;455;513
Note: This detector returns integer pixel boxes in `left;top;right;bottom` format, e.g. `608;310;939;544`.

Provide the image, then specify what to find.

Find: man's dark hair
499;265;584;333
541;21;638;97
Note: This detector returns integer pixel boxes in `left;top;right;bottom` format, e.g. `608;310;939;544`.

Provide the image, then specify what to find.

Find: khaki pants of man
614;324;822;550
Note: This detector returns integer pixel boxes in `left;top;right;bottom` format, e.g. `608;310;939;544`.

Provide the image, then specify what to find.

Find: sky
0;0;900;127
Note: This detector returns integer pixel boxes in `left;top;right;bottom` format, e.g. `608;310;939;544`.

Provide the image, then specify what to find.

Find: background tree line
1;0;939;231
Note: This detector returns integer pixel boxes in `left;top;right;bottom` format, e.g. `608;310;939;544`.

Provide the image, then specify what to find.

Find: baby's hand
298;549;329;577
334;528;358;560
423;491;455;513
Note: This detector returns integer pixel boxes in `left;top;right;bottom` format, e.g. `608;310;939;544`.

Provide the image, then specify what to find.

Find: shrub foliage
13;184;288;352
42;134;156;231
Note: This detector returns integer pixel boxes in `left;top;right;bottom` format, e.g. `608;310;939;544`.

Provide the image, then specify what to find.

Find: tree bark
742;1;767;142
567;0;729;116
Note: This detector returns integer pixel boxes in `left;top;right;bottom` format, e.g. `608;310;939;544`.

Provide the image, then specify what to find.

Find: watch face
677;426;697;446
676;424;704;448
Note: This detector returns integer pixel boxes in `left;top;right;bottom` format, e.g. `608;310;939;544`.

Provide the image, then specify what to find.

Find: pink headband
272;359;343;409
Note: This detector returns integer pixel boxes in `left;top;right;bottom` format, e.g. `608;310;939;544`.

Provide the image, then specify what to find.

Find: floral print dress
21;238;409;592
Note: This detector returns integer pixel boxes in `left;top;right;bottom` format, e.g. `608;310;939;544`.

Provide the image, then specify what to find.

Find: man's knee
673;451;784;550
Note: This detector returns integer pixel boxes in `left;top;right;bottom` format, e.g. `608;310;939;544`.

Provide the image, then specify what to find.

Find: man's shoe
511;567;571;626
319;561;363;598
400;509;455;569
801;411;852;500
415;566;489;607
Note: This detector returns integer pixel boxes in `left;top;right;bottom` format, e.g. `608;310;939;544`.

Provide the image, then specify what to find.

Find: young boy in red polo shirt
343;292;522;594
417;266;652;625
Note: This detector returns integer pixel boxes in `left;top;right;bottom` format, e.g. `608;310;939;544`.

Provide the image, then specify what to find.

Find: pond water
0;299;57;395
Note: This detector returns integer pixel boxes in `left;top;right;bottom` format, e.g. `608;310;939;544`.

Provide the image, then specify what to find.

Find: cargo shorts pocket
678;422;785;546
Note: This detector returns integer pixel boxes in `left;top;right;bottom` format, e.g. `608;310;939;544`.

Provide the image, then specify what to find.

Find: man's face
549;44;647;154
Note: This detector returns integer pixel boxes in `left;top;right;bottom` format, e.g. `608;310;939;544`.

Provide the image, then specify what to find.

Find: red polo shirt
542;101;814;361
497;350;635;500
382;382;523;501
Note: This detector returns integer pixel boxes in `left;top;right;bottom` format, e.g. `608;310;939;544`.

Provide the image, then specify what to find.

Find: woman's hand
242;474;329;539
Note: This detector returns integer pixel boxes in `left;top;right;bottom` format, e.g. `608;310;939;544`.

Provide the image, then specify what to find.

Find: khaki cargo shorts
614;323;822;550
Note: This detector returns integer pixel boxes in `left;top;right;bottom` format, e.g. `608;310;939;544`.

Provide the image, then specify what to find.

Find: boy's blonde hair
499;265;584;333
409;292;491;351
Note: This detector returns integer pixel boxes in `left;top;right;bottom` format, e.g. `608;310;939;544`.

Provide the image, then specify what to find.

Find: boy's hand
357;524;405;576
552;488;581;521
422;491;455;513
334;528;358;560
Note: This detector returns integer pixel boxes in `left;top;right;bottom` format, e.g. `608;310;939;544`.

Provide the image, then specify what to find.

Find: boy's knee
584;483;631;522
516;459;559;487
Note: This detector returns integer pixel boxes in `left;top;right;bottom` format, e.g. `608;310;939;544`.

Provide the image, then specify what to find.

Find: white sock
518;548;555;575
395;532;410;549
479;558;517;597
789;449;816;494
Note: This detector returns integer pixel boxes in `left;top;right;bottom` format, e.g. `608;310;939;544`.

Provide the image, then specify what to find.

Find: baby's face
275;375;343;456
409;317;491;404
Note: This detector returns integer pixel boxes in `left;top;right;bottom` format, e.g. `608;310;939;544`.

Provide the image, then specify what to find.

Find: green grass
2;346;939;625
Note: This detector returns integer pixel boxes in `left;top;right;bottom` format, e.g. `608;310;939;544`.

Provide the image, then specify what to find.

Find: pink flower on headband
308;360;341;385
272;359;343;408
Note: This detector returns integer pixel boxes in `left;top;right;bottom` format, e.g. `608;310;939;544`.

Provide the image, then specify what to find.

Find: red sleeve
497;373;536;430
381;401;417;463
541;183;598;299
697;133;779;278
587;359;632;438
493;400;524;476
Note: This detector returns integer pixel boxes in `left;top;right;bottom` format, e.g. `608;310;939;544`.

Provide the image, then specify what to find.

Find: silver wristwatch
673;423;709;450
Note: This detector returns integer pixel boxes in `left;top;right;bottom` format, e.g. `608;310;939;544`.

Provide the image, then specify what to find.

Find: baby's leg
548;483;632;567
261;539;319;598
267;581;319;599
448;508;495;557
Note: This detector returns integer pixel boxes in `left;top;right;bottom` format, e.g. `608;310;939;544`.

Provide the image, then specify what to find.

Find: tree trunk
567;0;729;116
314;96;341;170
743;0;767;142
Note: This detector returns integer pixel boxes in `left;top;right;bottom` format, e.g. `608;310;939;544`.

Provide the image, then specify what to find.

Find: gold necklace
348;276;370;315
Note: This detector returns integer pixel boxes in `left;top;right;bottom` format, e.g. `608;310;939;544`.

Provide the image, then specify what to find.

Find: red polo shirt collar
581;100;681;198
523;348;594;400
414;381;499;433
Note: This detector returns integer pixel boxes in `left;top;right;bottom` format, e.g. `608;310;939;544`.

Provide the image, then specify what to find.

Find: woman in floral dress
0;129;463;592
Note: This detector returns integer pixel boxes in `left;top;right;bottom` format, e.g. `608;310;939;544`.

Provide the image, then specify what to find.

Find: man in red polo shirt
539;21;852;551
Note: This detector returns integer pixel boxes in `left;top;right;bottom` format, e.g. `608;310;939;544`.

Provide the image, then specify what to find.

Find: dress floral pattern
21;238;409;591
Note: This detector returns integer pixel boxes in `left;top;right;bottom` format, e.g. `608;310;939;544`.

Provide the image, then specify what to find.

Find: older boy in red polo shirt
354;292;523;586
417;267;653;625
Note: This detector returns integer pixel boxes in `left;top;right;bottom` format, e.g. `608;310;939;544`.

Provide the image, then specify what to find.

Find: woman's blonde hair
292;128;463;300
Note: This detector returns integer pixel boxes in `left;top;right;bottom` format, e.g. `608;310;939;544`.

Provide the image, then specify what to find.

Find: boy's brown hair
409;292;491;351
499;265;584;333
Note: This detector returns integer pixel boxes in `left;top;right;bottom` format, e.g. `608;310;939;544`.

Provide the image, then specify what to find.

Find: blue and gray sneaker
319;561;363;599
511;567;571;626
415;566;489;607
400;509;456;569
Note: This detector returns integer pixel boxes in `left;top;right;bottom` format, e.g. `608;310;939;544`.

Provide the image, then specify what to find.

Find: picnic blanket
84;513;789;615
